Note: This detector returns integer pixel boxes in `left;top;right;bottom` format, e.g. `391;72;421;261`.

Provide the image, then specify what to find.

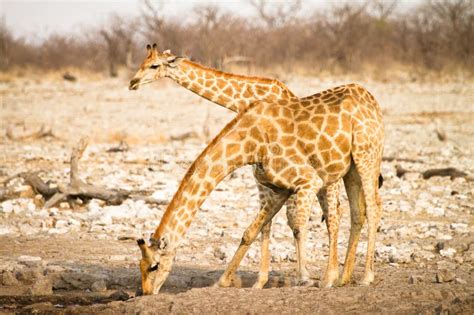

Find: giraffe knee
292;228;304;240
240;230;257;246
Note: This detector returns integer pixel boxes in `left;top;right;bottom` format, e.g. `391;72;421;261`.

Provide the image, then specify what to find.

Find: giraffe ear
163;49;171;55
166;56;186;67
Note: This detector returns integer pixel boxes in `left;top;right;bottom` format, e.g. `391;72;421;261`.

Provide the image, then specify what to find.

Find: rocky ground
0;75;473;314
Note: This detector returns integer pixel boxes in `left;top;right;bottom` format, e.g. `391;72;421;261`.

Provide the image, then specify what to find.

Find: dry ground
0;74;473;314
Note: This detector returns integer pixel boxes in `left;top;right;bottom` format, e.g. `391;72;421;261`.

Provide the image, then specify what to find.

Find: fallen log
16;138;165;208
422;167;468;180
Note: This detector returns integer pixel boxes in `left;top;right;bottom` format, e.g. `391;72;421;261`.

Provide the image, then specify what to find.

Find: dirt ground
0;74;473;314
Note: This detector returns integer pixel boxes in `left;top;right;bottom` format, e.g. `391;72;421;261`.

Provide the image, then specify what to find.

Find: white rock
0;226;14;235
93;213;113;226
450;223;469;234
426;207;445;217
36;209;49;218
399;200;411;213
48;227;69;234
440;248;456;258
136;206;154;219
1;200;14;213
68;218;81;226
27;201;36;212
418;192;432;200
55;220;69;228
49;207;59;216
151;190;167;200
87;199;103;213
17;255;42;263
105;205;136;219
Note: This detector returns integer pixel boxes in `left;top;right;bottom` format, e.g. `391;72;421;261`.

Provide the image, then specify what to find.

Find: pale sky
1;0;421;40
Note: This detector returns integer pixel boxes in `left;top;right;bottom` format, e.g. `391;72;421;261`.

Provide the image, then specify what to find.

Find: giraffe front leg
292;175;322;287
320;181;343;288
252;221;272;289
215;190;289;288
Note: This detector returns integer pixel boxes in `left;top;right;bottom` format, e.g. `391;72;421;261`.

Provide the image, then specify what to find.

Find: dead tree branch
13;138;165;208
6;125;55;141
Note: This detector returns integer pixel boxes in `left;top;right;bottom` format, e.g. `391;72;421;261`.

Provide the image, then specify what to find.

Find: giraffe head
136;236;172;295
129;43;185;90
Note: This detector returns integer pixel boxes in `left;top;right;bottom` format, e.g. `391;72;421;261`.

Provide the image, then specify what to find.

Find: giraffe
136;81;384;295
129;43;344;288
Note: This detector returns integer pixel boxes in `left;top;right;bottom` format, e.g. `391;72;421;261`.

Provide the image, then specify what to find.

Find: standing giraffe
130;44;344;288
135;81;384;295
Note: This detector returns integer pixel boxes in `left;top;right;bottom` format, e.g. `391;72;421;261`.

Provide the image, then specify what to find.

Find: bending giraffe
129;43;344;288
135;82;384;295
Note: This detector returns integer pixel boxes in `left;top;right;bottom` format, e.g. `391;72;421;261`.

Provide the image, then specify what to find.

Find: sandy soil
0;75;473;314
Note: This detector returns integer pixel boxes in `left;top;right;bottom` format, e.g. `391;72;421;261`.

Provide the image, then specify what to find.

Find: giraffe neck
166;60;296;113
152;114;256;249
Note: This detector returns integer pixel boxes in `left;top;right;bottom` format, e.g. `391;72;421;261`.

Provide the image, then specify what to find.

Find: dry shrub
1;0;472;79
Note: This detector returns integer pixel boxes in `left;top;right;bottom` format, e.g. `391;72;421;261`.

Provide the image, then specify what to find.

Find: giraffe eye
150;64;159;69
148;263;159;272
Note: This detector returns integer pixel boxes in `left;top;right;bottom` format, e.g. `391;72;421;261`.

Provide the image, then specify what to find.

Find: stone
55;220;69;228
426;207;445;217
48;227;69;235
57;272;104;290
439;248;456;258
109;290;130;301
213;246;226;260
450;223;469;234
1;200;14;213
1;271;18;286
0;225;15;236
435;241;445;252
409;275;422;285
136;206;154;219
91;280;107;292
454;278;467;285
17;255;42;267
16;268;44;284
27;278;53;295
436;270;455;283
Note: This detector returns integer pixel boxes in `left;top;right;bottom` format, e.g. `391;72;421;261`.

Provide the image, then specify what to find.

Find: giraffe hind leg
340;163;366;286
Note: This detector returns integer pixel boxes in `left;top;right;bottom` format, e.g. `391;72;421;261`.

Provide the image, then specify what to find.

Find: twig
382;156;424;163
107;140;129;153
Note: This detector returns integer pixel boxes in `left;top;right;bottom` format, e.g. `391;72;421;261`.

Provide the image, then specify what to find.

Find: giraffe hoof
251;282;265;289
214;281;229;288
359;272;374;286
320;279;337;288
337;278;350;287
214;275;242;288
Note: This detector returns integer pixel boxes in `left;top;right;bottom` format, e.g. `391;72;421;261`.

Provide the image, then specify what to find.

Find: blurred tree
249;0;302;27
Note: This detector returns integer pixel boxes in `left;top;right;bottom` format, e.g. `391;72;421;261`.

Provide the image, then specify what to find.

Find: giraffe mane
154;104;258;237
181;59;296;97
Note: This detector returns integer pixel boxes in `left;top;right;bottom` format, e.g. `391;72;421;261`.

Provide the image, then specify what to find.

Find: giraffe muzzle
129;78;140;90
